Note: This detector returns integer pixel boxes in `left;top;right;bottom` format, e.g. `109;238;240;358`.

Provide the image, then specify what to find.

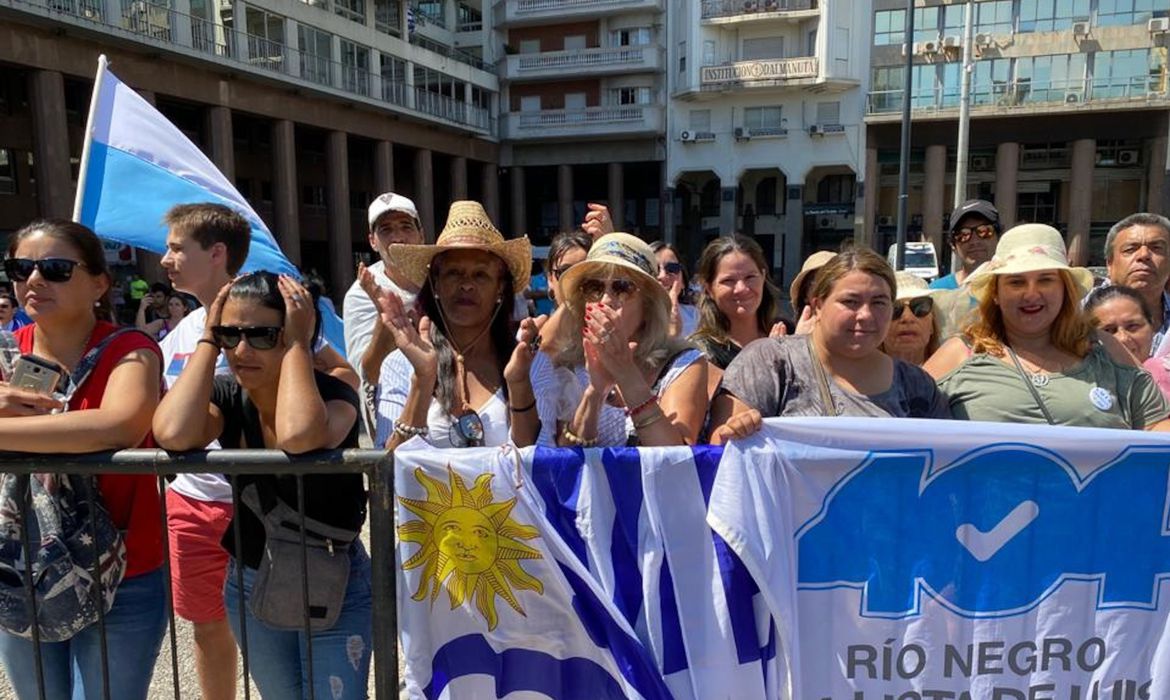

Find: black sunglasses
211;325;283;350
454;410;485;447
579;278;638;303
893;297;934;319
4;258;86;283
662;261;683;275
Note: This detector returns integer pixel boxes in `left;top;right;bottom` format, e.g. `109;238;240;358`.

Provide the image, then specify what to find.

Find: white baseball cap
367;192;420;230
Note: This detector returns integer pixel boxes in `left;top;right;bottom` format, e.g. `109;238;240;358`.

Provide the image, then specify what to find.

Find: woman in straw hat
372;201;544;449
925;224;1170;429
709;247;951;445
544;232;708;447
880;271;941;367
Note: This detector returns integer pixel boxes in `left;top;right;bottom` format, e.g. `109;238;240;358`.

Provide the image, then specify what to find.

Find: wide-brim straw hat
965;223;1094;298
789;250;838;309
894;270;932;301
559;232;670;311
386;200;532;293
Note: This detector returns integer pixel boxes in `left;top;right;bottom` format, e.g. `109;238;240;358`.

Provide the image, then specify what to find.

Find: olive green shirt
938;344;1169;429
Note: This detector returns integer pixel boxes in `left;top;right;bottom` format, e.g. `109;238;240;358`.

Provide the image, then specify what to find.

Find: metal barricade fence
0;448;397;700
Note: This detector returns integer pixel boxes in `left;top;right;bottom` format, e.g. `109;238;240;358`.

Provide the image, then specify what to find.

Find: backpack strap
65;328;155;400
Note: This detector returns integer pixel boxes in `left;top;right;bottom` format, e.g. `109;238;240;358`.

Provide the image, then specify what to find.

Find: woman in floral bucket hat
926;223;1170;430
372;201;545;449
541;232;708;447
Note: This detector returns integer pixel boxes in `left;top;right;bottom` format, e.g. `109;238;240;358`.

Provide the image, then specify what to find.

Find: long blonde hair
963;270;1094;357
552;262;690;372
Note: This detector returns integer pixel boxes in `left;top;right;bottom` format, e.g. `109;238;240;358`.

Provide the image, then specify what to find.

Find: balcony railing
411;34;493;71
505;104;661;139
497;0;661;25
2;0;493;134
866;77;1168;115
701;0;817;20
506;46;659;79
700;56;818;88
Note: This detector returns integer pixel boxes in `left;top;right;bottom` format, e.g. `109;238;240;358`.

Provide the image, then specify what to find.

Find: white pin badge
1089;386;1114;411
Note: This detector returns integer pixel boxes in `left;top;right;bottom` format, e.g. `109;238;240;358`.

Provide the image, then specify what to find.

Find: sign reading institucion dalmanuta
701;57;818;85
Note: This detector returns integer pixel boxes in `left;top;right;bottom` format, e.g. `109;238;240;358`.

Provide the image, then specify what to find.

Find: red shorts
166;489;234;624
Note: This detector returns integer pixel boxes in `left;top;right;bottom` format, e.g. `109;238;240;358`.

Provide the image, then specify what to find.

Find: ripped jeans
224;542;372;700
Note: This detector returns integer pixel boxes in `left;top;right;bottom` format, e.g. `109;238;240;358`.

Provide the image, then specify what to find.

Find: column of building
922;144;947;255
272;119;301;265
995;142;1019;230
1067;138;1096;266
29;71;73;219
783;184;804;287
558;164;574;234
326;130;354;295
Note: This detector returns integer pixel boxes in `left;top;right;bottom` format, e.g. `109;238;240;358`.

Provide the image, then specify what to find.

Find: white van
887;241;939;282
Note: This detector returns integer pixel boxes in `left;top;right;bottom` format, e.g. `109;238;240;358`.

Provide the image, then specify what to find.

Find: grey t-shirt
719;335;952;419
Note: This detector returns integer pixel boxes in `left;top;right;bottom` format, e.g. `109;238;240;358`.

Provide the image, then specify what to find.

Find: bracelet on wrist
197;338;220;350
509;399;537;413
393;420;429;440
624;395;658;418
561;426;598;447
632;406;665;431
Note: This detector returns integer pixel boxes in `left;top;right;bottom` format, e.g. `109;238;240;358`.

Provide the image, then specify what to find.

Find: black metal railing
0;448;397;700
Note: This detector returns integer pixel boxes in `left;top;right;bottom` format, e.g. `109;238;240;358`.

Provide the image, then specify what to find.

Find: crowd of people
1;192;1170;699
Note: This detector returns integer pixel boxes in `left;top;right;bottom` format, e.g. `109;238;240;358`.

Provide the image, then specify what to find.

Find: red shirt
16;322;164;577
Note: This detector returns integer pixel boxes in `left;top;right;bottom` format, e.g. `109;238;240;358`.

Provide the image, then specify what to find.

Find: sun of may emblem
398;466;544;630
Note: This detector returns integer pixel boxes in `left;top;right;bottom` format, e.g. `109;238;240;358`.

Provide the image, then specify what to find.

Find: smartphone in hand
9;355;66;396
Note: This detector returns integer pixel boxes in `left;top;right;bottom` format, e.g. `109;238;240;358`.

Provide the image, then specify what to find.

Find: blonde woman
881;271;941;367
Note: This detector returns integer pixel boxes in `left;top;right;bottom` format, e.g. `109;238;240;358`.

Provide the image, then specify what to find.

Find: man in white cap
343;193;426;396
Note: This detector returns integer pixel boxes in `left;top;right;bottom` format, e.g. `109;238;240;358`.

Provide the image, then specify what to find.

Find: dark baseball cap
948;199;1000;233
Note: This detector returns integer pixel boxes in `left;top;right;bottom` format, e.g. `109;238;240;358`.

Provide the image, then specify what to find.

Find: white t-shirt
342;260;415;373
162;305;330;503
375;349;511;449
679;304;699;339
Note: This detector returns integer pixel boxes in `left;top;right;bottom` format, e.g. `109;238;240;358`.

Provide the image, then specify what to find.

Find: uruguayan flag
74;57;345;350
395;441;673;699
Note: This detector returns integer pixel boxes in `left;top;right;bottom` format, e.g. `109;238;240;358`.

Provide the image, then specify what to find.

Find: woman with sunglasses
373;201;540;450
0;220;166;699
689;235;786;396
709;248;951;444
925;224;1170;430
546;233;708;447
881;272;941;367
650;241;699;338
152;271;370;699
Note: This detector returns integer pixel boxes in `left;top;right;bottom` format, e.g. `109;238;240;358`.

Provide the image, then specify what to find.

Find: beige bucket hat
386;200;532;293
893;270;932;301
966;223;1093;298
559;232;670;310
789;250;838;310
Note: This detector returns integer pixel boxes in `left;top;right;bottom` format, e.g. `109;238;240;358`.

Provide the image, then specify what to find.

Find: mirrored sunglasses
3;258;85;283
579;278;638;303
211;325;283;350
893;297;934;319
952;224;997;244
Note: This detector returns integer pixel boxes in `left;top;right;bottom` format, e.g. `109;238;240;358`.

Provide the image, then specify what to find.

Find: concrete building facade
0;0;500;296
492;0;667;245
665;0;871;284
865;0;1170;268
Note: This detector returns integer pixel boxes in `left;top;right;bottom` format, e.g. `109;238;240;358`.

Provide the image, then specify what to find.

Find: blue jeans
225;542;372;700
0;568;168;700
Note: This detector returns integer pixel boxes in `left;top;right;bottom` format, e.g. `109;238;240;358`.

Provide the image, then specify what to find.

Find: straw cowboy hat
965;223;1094;298
386;201;532;293
789;250;837;310
559;232;670;310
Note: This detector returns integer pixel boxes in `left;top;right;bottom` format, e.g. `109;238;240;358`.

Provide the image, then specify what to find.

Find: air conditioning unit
809;124;822;136
1118;149;1140;166
942;35;961;49
974;33;994;48
1072;20;1091;37
1065;92;1081;103
734;127;750;141
970;155;992;171
679;130;697;142
918;40;940;55
878;215;895;227
1149;17;1170;34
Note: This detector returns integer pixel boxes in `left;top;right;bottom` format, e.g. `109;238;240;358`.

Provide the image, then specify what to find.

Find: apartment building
863;0;1170;268
493;0;667;244
666;0;870;283
0;0;500;295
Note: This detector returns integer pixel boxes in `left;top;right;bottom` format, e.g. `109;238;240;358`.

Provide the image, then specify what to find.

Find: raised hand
378;290;437;378
794;305;815;335
582;203;615;241
357;262;381;305
582;302;635;391
769;322;788;338
277;275;316;350
200;280;234;343
504;314;548;386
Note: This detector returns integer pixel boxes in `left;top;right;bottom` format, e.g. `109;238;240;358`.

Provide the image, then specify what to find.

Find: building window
756;178;778;215
1016;53;1087;103
1092;49;1159;99
613;87;652;105
815;101;840;126
742;37;783;60
612;27;651;46
333;0;362;21
1018;0;1090;33
679;41;686;74
703;40;717;66
381;55;407;104
744;106;782;129
688;109;711;131
416;0;444;27
1096;140;1143;167
298;25;333;85
1017;189;1057;225
874;9;905;46
1020;143;1070;169
374;0;400;35
457;3;481;31
912;6;940;43
518;39;540;54
297;0;328;11
976;0;1013;35
1097;0;1166;27
302;184;326;207
972;58;1012;105
817;175;855;204
0;148;15;194
340;40;370;95
244;6;285;70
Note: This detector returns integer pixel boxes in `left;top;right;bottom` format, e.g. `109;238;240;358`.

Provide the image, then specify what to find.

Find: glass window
417;0;444;27
744;106;782;129
742;37;783;60
1018;0;1090;33
612;27;652;46
971;57;1012;105
297;25;332;85
0;148;14;195
457;3;481;31
1016;53;1086;102
874;9;905;46
334;0;362;22
374;0;399;35
976;0;1013;35
613;87;652;105
244;6;285;70
815;101;840;125
911;64;937;109
942;3;965;36
703;40;716;66
912;6;939;43
1093;49;1157;98
340;40;369;95
870;66;904;112
381;55;406;104
689;109;711;131
1098;0;1165;27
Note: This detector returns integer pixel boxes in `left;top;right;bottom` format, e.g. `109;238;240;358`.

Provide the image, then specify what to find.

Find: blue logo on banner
796;445;1170;618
